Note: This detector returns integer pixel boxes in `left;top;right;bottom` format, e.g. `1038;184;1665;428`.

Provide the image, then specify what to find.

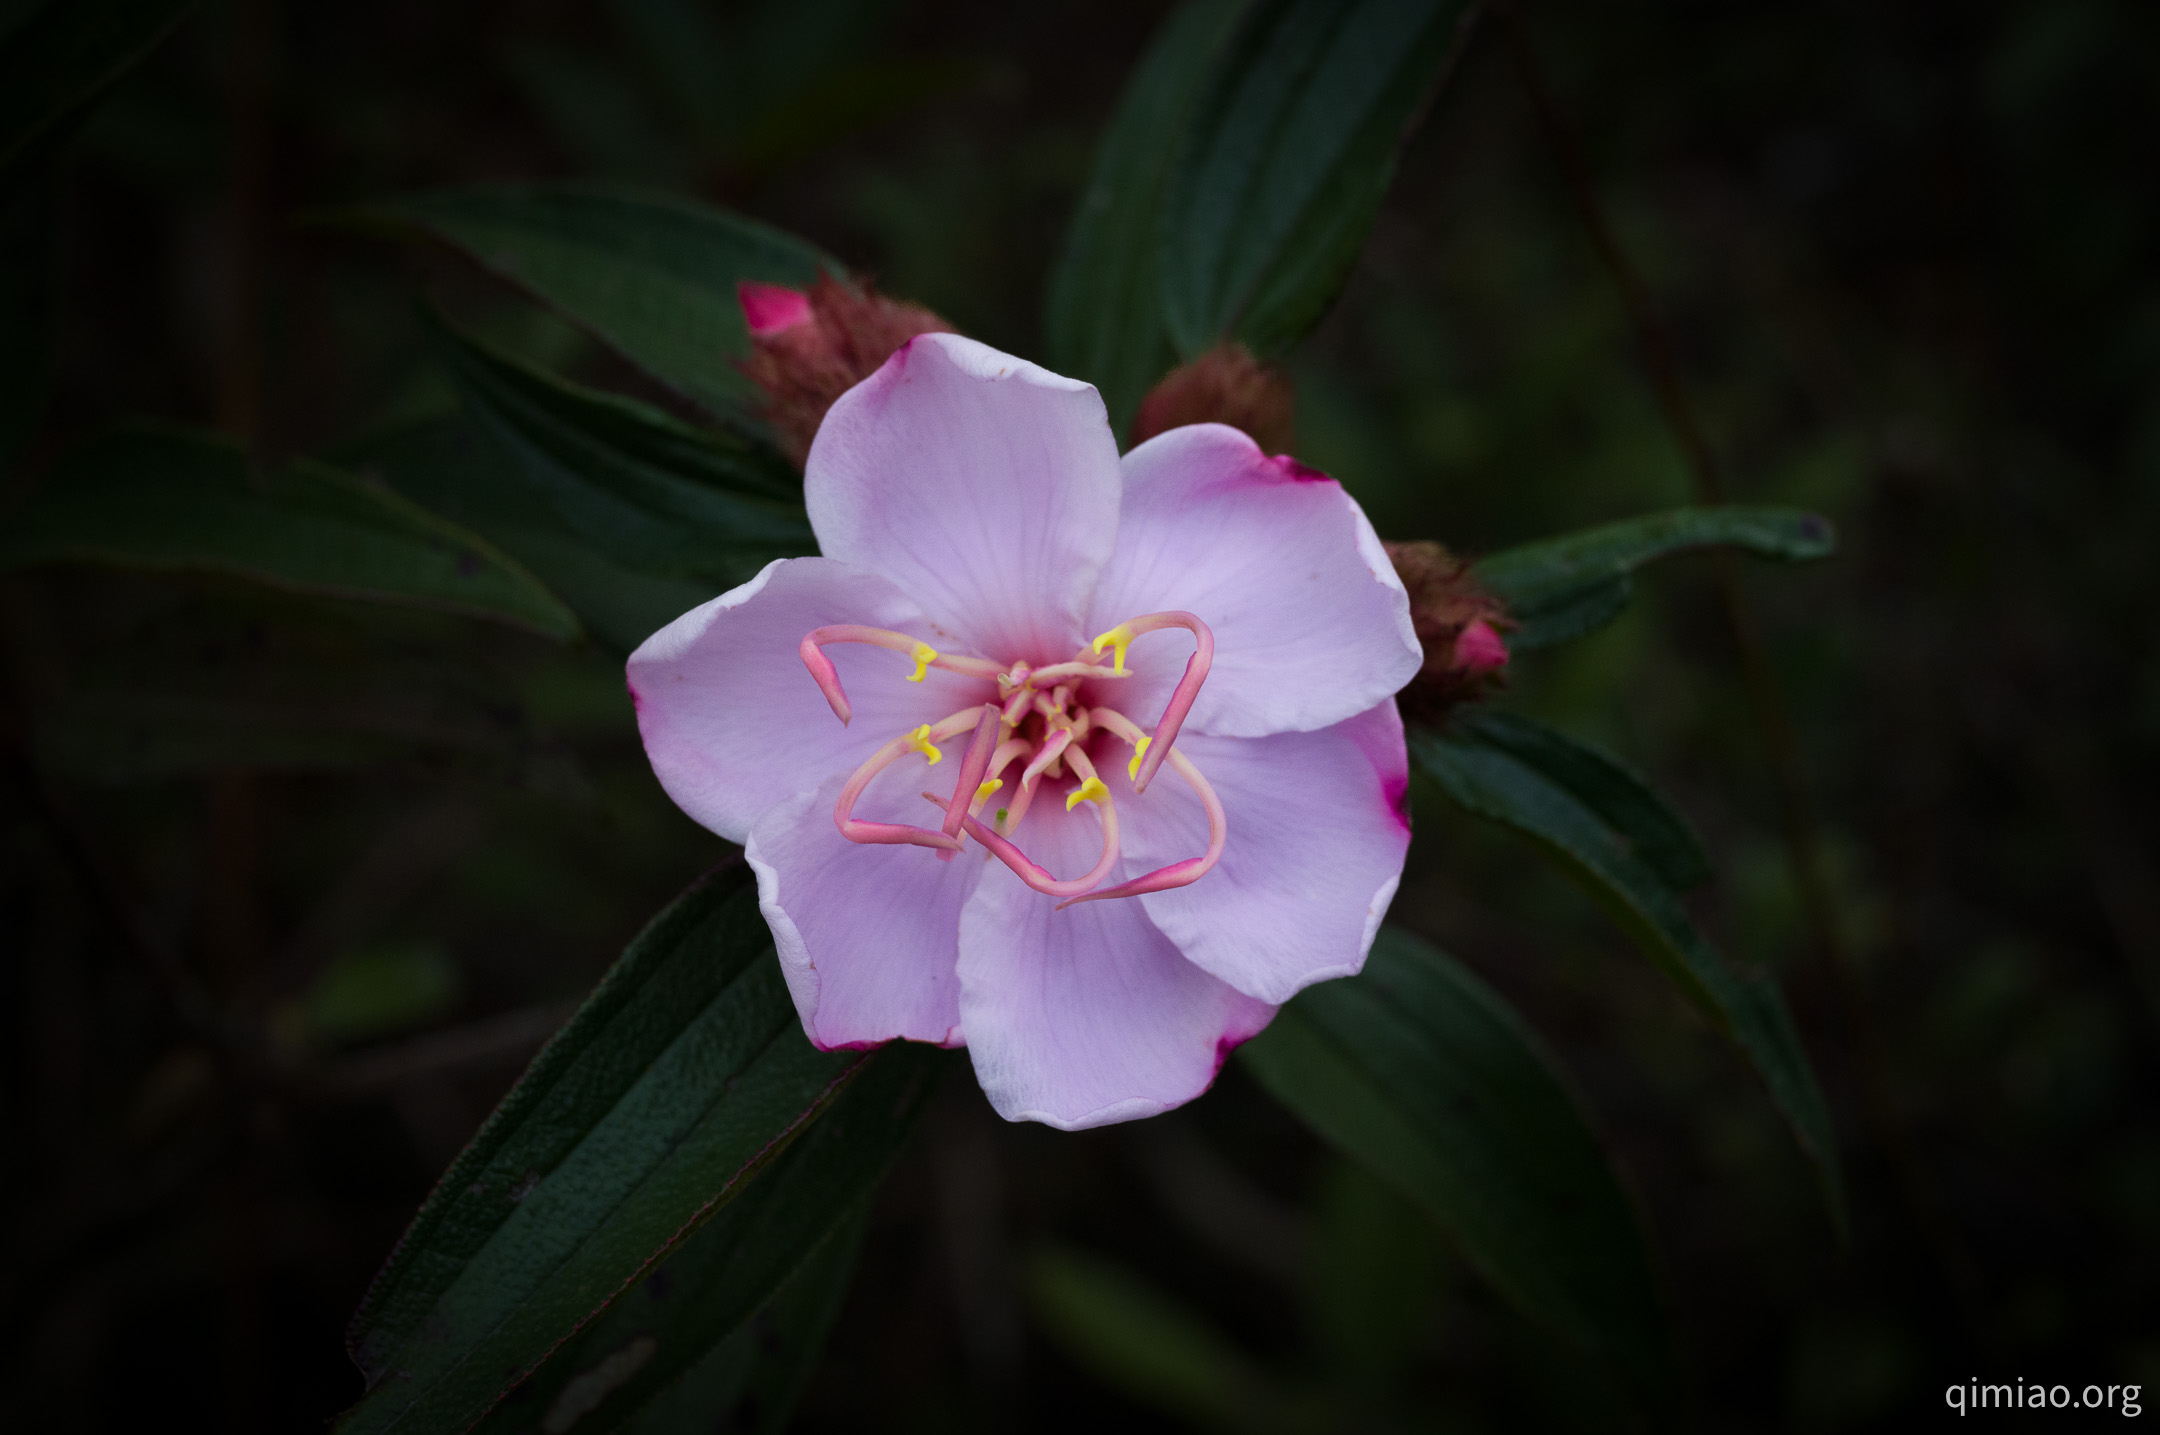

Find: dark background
4;0;2157;1429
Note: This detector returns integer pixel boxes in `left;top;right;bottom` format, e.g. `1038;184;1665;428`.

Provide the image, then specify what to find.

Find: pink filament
1062;705;1228;907
832;707;980;852
799;624;1005;725
1110;611;1213;793
934;705;1003;860
956;747;1120;898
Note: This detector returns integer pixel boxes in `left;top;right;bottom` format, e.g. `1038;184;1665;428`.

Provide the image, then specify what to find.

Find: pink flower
628;335;1420;1128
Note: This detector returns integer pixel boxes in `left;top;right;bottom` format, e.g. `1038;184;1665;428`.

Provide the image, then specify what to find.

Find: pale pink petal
1106;702;1409;1005
1086;424;1420;738
957;798;1275;1129
805;333;1121;665
746;774;978;1049
627;557;994;843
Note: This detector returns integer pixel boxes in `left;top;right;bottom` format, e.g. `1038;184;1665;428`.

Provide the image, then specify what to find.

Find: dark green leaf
473;1096;910;1434
341;415;721;655
1475;505;1837;650
427;311;816;591
0;427;581;639
24;592;585;787
1453;710;1711;890
327;184;839;420
0;0;196;182
339;864;933;1435
1045;0;1251;437
1158;0;1476;359
1411;726;1844;1231
1028;1247;1311;1434
614;1207;868;1435
1240;927;1676;1420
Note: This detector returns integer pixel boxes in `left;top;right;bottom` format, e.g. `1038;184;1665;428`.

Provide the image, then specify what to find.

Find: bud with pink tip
736;275;954;467
1383;540;1512;722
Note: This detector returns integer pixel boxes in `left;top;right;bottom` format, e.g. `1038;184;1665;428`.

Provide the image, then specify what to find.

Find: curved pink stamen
1019;726;1074;789
832;707;980;852
1058;747;1225;909
1096;611;1212;792
957;748;1120;898
799;624;1005;724
936;705;1003;851
1027;659;1123;684
1000;683;1036;727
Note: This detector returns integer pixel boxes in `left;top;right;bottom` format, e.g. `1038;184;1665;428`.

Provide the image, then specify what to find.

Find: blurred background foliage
3;0;2157;1430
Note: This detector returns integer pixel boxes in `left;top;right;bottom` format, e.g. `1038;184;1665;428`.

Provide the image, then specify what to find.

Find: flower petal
957;798;1275;1129
1088;424;1421;737
746;775;978;1049
806;333;1122;665
1111;702;1410;1004
628;556;994;843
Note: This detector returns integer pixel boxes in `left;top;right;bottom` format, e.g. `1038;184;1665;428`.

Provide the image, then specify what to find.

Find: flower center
795;613;1225;908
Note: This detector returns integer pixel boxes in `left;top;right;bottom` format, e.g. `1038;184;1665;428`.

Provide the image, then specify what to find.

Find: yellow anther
906;724;943;764
1090;623;1135;676
1126;734;1152;782
1065;775;1109;811
906;641;937;682
976;778;1004;802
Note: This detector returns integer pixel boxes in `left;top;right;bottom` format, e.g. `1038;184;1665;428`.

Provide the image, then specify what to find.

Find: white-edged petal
628;556;993;843
806;333;1122;665
1088;424;1420;737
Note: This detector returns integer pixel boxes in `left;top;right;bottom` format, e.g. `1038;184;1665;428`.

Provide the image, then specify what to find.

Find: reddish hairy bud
1130;343;1295;455
1384;540;1512;722
737;275;954;466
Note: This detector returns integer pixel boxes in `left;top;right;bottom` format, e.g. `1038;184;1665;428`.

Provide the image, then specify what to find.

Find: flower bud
1383;540;1512;722
1130;343;1295;456
737;275;954;466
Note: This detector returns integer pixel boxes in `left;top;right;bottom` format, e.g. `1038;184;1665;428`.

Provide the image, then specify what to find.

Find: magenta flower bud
737;281;814;336
1384;541;1513;723
1455;618;1509;674
735;275;952;467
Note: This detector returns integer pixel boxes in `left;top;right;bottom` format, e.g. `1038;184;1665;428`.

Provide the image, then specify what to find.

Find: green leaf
341;415;722;655
427;311;817;589
473;1119;900;1433
327;184;839;420
1239;927;1677;1420
613;1207;868;1435
301;942;464;1049
1045;0;1252;437
28;596;585;787
0;427;581;639
1452;710;1712;891
1474;505;1837;650
0;0;197;183
1158;0;1476;360
1027;1247;1312;1434
338;864;938;1435
1410;725;1844;1232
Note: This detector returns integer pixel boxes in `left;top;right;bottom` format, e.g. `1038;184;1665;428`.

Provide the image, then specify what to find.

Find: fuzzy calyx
1130;343;1295;456
738;275;954;466
1384;540;1512;722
